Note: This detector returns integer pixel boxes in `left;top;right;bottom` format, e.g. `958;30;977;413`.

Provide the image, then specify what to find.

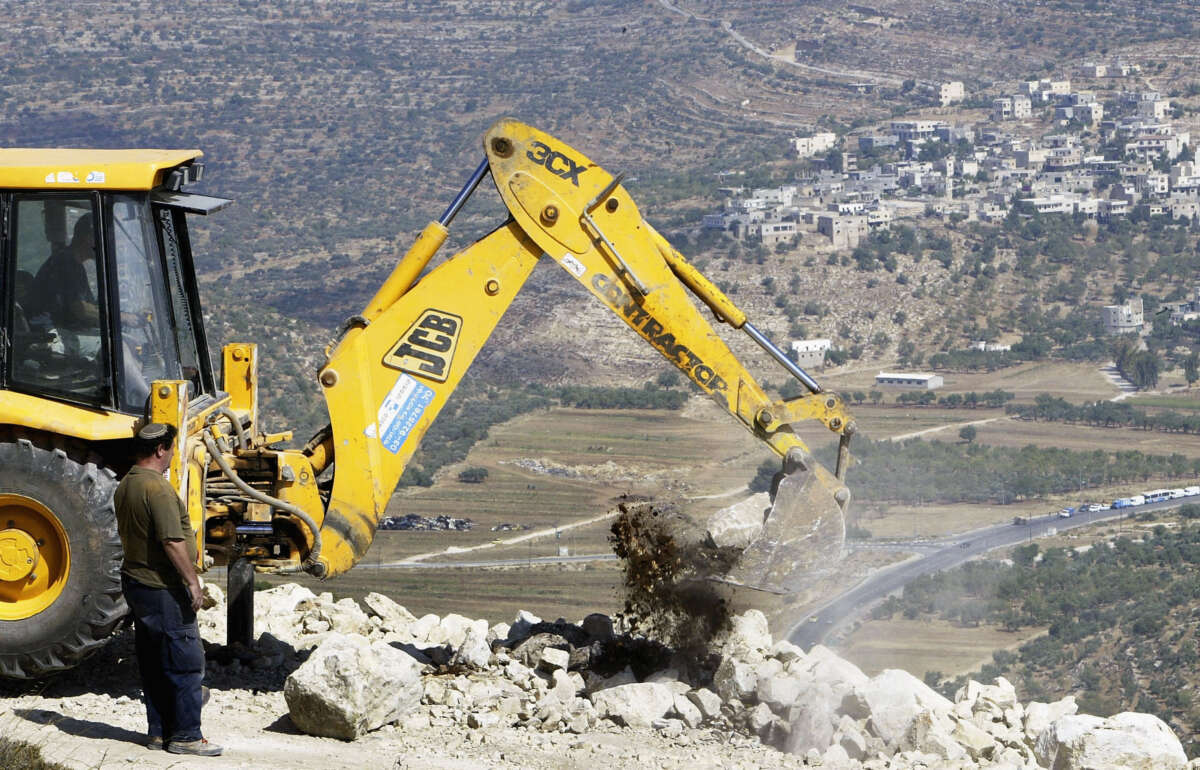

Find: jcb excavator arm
295;119;854;594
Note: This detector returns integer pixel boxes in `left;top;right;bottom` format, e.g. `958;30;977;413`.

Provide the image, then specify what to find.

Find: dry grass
974;418;1200;458
832;617;1046;680
855;502;1020;539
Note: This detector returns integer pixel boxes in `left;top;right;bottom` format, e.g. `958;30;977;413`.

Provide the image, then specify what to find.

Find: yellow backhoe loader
0;120;854;678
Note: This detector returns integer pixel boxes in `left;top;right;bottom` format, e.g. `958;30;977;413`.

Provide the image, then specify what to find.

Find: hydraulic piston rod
742;321;822;394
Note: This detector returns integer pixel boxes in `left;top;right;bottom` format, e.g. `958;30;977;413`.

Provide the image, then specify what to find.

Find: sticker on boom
383;309;463;383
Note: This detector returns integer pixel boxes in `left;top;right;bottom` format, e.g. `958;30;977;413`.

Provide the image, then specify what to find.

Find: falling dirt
608;498;742;662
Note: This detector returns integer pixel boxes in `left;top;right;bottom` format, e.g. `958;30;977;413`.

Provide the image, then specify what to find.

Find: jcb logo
526;141;587;187
383;310;462;383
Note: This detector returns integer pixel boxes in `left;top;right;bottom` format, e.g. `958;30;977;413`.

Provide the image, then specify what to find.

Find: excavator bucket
717;446;851;595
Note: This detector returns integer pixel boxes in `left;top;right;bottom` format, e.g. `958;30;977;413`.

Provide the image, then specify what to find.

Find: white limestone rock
448;625;491;669
254;584;318;643
747;702;775;736
687;688;724;721
508;609;542;642
589;682;675;729
283;633;422;740
757;673;805;713
714;657;758;703
361;592;417;633
720;609;773;659
707;493;770;550
437;613;484;649
951;718;997;761
782;688;837;756
858;668;953;748
410;613;441;643
770;639;806;663
538;646;570;672
672;693;704;728
1023;696;1078;742
1036;712;1187;770
902;710;966;762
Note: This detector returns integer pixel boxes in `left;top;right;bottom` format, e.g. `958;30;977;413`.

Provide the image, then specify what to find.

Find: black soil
608;499;741;659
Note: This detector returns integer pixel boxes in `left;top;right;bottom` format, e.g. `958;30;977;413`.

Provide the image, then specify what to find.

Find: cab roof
0;148;203;191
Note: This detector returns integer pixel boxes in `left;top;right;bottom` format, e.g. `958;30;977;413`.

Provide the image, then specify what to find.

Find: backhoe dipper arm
307;119;853;587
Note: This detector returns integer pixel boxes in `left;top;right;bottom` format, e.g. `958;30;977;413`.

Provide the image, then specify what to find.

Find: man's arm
163;538;203;612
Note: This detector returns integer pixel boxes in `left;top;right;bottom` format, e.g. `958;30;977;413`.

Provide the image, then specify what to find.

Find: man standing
116;422;222;756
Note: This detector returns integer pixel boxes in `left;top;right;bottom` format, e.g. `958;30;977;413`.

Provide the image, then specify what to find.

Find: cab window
7;196;109;406
110;195;181;412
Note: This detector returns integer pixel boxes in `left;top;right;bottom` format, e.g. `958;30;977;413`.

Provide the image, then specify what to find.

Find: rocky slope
2;582;1193;769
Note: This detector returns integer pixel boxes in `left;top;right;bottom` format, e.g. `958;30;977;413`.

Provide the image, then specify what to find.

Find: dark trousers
121;575;205;742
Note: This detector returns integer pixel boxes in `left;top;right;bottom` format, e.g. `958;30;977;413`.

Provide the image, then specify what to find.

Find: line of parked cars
1013;486;1200;525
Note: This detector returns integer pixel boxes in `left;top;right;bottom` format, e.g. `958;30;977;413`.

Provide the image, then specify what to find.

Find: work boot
165;738;223;756
145;736;163;751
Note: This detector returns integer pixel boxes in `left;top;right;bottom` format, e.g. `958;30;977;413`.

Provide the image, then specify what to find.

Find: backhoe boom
308;119;855;593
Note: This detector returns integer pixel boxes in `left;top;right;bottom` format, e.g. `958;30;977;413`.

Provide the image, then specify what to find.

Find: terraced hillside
5;0;1200;439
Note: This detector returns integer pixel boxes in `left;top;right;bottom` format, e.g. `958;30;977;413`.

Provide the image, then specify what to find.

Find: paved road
787;497;1190;649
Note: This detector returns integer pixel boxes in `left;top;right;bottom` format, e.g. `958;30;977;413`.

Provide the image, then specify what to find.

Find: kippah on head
137;422;170;441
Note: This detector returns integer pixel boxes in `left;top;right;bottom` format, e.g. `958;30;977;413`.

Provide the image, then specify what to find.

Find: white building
1077;102;1104;125
938;81;964;106
875;372;944;390
1169;196;1200;222
1138;99;1170;120
1170;161;1200;193
749;220;798;246
791;339;832;370
1103;298;1144;335
1021;195;1074;214
1012;95;1032;119
792;132;837;159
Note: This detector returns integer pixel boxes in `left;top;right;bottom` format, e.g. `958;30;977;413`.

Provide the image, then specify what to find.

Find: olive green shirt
115;466;197;589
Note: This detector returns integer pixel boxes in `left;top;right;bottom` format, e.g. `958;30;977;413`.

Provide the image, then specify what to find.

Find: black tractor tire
0;429;128;679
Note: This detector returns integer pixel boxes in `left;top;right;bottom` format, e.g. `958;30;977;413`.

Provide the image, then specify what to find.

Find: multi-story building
1077;102;1104;125
1169;196;1200;222
1098;198;1129;220
890;120;947;142
1102;298;1144;335
748;220;798;246
1170;162;1200;194
792;132;838;159
938;81;965;106
817;214;869;249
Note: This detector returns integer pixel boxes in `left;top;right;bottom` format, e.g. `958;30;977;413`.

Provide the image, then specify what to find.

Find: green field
1126;394;1200;411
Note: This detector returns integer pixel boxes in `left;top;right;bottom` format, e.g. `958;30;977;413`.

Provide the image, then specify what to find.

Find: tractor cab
0;150;229;417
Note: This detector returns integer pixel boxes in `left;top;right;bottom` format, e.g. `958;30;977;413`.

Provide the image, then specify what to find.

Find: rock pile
199;584;1192;769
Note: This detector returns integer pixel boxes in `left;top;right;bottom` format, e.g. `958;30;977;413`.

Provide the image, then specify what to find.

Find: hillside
864;513;1200;757
6;1;1200;436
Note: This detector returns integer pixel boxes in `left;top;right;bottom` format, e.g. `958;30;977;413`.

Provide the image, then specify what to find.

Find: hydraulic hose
201;433;324;576
207;406;250;450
